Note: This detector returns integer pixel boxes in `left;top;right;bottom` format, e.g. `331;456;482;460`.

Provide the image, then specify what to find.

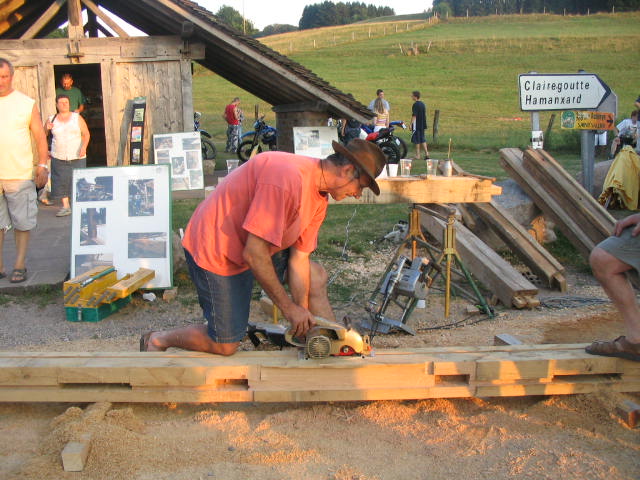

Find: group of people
0;59;88;283
343;88;430;160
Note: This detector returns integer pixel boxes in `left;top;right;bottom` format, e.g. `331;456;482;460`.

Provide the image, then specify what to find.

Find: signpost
519;73;610;111
518;72;615;195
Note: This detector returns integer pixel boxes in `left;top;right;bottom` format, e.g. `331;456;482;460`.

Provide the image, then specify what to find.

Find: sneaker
56;208;71;217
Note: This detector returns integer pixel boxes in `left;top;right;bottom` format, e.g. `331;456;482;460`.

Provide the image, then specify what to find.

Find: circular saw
285;317;371;359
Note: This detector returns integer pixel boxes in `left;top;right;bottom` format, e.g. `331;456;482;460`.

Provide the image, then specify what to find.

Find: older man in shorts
586;213;640;361
140;139;386;356
0;58;49;283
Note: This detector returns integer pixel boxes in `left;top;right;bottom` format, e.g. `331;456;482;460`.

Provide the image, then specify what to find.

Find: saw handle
283;316;337;347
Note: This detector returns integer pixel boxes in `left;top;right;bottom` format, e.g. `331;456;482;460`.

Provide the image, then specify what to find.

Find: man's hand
614;213;640;237
284;303;317;338
34;166;48;189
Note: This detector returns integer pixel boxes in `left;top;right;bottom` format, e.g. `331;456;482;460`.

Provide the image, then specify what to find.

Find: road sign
519;73;610;111
560;111;615;130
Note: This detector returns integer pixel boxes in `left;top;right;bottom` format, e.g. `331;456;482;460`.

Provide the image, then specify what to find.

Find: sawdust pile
2;391;638;479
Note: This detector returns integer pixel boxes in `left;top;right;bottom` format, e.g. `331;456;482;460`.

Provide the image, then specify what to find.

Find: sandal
585;336;640;362
9;268;27;284
139;331;153;352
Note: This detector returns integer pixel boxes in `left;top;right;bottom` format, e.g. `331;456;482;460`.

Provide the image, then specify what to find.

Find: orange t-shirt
182;151;327;276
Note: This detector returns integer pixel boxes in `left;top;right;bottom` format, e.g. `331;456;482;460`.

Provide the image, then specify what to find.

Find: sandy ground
0;252;639;479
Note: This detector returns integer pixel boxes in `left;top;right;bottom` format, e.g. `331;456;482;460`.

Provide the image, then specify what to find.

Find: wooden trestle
0;344;638;403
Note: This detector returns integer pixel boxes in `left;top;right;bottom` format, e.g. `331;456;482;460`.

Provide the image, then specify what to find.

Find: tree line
299;2;395;30
432;0;640;16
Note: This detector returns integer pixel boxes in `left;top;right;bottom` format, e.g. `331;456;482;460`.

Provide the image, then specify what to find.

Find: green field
194;12;638;178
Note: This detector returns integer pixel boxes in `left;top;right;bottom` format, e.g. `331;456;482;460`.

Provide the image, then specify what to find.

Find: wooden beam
468;201;567;292
0;345;637;403
332;176;502;205
19;0;65;39
418;208;540;308
80;0;129;38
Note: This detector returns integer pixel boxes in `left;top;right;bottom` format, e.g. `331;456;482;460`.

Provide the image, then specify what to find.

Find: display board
293;126;339;158
153;132;204;190
70;164;172;289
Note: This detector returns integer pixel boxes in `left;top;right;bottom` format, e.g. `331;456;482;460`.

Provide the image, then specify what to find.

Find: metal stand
365;205;493;336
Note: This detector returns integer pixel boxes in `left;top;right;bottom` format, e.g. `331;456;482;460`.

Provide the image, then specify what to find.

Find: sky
194;1;434;30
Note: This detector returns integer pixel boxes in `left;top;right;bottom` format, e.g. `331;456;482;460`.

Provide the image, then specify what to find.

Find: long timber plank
0;345;638;403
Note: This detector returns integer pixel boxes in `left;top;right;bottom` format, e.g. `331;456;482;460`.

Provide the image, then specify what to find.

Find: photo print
74;253;113;277
131;148;141;163
181;136;199;150
128;232;167;259
154;135;173;150
131;126;142;142
171;156;186;175
185;150;200;169
172;177;189;190
155;150;170;164
189;169;203;189
79;207;107;245
128;179;155;217
75;175;114;202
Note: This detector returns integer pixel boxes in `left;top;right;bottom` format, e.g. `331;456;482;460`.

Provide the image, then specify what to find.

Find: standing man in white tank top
0;58;49;283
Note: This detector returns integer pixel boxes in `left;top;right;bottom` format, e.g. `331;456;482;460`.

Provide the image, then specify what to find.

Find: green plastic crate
65;295;132;322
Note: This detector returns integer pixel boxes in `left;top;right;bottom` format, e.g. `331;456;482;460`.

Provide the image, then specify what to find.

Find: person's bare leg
423;142;429;158
146;324;239;355
308;261;336;322
61;196;70;209
590;247;640;343
13;229;29;271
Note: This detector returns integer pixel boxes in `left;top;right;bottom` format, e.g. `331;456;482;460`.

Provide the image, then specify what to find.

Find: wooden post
432;109;440;144
67;0;84;40
544;113;556;147
86;10;98;38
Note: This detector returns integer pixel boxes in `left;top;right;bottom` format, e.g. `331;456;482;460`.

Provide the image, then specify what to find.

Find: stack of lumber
500;148;615;258
0;347;637;403
467;201;567;292
418;206;540;309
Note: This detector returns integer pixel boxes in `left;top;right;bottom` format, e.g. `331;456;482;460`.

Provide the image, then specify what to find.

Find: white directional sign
519;73;610;111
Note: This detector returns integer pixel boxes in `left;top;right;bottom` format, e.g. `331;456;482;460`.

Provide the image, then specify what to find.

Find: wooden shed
0;0;374;167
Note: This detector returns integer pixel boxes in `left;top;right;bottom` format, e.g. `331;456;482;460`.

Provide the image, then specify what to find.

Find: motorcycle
362;120;408;159
194;111;217;160
364;125;402;164
237;115;277;162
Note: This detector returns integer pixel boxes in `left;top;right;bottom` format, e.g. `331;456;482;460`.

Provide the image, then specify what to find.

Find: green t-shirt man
56;74;86;113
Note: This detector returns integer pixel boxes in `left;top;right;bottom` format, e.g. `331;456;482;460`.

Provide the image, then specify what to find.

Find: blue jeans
184;248;289;343
226;124;241;152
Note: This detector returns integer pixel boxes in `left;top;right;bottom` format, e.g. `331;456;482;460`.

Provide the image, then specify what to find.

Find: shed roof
0;0;374;123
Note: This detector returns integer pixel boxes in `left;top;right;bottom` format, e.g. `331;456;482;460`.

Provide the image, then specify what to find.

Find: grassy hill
193;12;639;177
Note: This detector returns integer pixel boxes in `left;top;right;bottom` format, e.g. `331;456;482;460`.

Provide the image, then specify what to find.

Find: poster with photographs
153;131;204;191
70;164;172;289
293;126;339;158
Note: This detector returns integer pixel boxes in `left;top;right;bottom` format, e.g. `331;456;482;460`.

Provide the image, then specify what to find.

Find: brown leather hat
331;139;386;195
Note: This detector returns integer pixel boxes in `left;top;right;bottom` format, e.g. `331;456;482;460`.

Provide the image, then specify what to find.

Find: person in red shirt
140;139;386;355
224;97;241;153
